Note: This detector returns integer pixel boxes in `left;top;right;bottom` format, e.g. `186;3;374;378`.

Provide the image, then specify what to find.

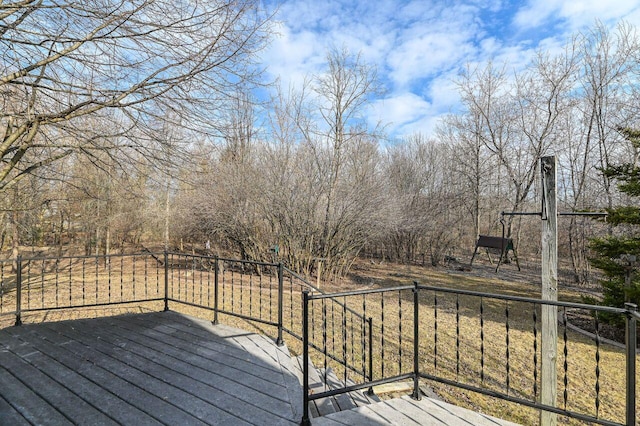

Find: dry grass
0;254;637;425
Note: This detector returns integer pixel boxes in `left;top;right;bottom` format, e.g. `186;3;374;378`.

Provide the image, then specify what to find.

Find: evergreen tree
589;128;640;323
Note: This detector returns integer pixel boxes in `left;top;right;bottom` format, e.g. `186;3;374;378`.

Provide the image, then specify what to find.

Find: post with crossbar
163;251;169;311
412;281;421;400
15;255;22;326
540;156;558;426
276;262;284;346
625;303;637;426
301;291;311;426
213;256;219;325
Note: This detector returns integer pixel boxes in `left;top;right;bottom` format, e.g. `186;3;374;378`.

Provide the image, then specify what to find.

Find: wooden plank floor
312;395;521;426
0;311;301;425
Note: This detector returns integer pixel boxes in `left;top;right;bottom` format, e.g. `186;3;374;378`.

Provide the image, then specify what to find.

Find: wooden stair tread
292;355;379;418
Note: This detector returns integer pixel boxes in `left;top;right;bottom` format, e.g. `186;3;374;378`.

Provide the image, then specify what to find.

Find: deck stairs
291;355;380;418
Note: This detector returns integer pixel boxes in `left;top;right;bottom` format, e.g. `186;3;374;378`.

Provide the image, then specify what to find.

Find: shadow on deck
0;311;301;425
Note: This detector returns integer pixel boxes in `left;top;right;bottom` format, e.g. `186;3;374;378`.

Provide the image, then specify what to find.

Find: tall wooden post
540;156;558;426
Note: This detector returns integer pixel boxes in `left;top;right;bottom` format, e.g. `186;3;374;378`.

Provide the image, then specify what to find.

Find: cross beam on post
499;156;606;426
540;156;558;426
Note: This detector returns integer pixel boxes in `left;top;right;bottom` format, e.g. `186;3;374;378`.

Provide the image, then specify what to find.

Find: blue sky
261;0;640;138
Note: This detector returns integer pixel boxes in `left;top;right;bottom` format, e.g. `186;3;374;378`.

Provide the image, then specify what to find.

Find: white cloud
514;0;640;32
260;24;324;89
428;73;461;113
397;113;448;138
369;93;431;133
387;31;475;88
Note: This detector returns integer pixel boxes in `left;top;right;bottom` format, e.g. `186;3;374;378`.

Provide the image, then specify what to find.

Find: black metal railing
301;282;638;426
0;251;373;400
0;253;167;326
2;252;635;425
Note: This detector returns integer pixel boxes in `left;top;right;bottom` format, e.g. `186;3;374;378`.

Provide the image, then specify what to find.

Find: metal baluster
199;258;204;306
186;256;190;302
132;255;136;300
480;297;484;384
301;291;311;426
362;294;367;378
213;257;219;324
206;258;211;307
95;256;99;304
368;316;373;387
311;299;316;344
26;259;31;310
55;259;60;307
381;292;385;377
343;297;347;385
434;292;438;372
289;275;294;331
167;253;172;303
456;294;460;379
268;271;272;322
178;255;183;301
119;256;123;302
533;306;538;399
15;256;22;325
41;259;45;308
249;270;253;318
1;262;4;313
231;266;235;312
399;290;403;374
350;312;355;379
144;256;148;299
323;299;328;392
222;261;226;311
594;311;601;418
69;257;72;307
191;258;196;303
240;265;244;314
1;263;3;313
505;301;510;394
258;273;263;320
276;263;283;346
331;301;336;363
563;307;568;410
107;255;112;303
412;282;420;400
82;258;86;305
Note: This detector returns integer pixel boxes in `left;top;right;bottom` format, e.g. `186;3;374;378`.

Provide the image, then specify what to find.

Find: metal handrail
301;284;638;426
308;283;628;315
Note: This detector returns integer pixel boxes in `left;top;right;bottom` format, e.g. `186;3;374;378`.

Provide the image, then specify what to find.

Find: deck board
312;395;521;426
0;311;299;426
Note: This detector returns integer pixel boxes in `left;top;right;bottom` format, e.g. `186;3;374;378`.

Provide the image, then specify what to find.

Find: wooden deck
0;311;301;425
0;311;521;426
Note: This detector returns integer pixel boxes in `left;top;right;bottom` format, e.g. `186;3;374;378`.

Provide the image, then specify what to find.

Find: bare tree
437;109;494;244
0;0;271;196
381;134;464;266
308;47;383;277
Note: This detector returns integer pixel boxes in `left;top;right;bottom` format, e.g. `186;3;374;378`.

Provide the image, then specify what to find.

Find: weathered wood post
540;156;558;426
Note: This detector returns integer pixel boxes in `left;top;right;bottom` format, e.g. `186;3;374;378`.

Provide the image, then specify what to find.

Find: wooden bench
470;235;520;272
